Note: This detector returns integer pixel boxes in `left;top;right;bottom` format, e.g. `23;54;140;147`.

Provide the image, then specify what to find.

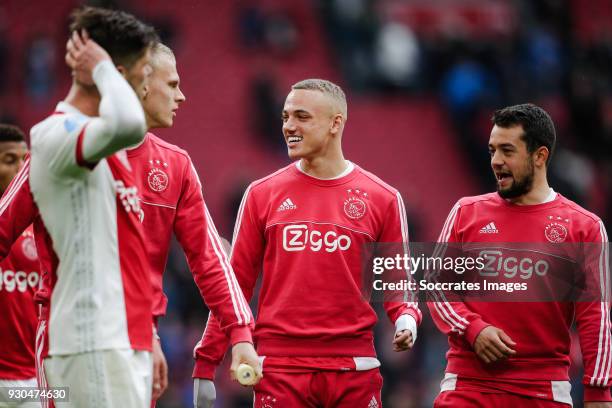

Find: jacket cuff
395;313;418;343
465;318;491;347
584;385;612;402
397;308;422;326
229;326;253;346
192;359;217;380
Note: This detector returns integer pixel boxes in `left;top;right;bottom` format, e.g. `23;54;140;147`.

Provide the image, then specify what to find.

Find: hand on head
65;30;112;86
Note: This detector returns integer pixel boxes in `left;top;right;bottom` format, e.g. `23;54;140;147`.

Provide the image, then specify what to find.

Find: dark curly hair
0;124;26;143
69;6;158;69
492;103;556;165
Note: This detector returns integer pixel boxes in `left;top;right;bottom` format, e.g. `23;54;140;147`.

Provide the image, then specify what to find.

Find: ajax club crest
344;188;368;220
545;216;568;243
147;160;169;192
258;395;277;408
21;235;38;261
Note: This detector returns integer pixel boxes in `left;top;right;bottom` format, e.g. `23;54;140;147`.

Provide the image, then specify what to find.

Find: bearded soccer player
0;38;260;406
0;125;40;408
193;79;421;408
428;104;610;407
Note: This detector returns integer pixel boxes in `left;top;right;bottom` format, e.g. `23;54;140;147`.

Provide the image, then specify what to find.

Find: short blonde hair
150;43;175;68
291;78;347;119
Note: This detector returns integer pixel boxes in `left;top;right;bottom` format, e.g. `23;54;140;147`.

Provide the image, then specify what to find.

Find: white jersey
29;98;152;356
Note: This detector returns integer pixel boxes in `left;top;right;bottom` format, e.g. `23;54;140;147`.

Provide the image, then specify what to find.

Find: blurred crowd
1;0;611;407
320;0;612;225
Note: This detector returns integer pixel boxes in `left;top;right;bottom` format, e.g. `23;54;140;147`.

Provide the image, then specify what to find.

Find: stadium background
1;0;611;406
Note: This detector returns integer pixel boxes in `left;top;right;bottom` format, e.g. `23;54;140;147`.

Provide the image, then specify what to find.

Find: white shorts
0;378;41;408
44;349;152;408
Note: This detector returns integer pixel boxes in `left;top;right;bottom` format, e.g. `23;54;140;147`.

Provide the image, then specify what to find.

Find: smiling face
489;124;540;199
281;89;344;161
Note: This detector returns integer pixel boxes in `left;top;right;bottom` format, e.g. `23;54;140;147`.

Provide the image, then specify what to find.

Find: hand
584;403;612;407
473;326;516;364
193;378;216;408
392;329;413;352
65;30;112;86
229;342;262;386
151;336;168;400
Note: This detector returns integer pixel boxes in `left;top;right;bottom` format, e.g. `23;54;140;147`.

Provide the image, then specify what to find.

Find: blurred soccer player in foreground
28;6;156;407
429;104;611;407
193;79;421;407
0;37;261;406
0;125;40;408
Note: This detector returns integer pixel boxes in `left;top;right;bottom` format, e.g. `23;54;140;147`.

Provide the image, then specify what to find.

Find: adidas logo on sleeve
277;198;297;212
479;222;499;234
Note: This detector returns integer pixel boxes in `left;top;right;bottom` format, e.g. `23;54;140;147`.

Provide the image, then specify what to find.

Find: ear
534;146;549;167
330;114;344;136
115;65;128;78
141;84;149;100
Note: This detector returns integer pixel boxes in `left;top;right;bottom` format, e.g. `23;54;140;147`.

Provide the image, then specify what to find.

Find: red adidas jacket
428;192;610;402
193;162;421;378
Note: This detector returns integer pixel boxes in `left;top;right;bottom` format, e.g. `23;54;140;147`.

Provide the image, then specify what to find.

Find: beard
496;158;535;199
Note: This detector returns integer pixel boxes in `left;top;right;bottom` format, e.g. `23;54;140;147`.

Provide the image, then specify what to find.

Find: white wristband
395;314;417;344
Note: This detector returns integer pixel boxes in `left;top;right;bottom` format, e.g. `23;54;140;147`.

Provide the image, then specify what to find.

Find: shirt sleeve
577;220;611;402
39;61;146;176
0;156;37;260
193;184;265;379
173;159;253;345
426;201;491;346
192;313;227;380
378;192;422;339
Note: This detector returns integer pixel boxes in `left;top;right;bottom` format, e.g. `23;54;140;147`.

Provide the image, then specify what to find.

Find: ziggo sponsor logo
0;268;41;292
478;250;549;279
282;224;351;252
